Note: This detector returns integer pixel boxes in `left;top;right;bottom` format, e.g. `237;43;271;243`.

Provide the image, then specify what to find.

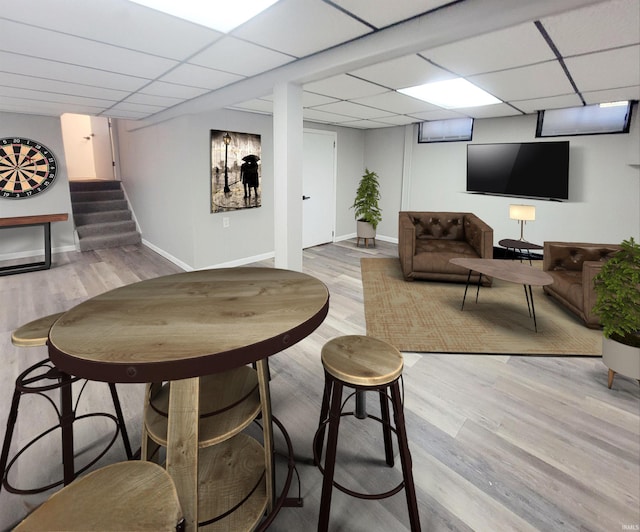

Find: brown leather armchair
398;211;493;284
542;241;622;328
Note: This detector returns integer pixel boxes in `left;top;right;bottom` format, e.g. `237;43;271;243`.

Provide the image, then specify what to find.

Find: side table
498;238;543;265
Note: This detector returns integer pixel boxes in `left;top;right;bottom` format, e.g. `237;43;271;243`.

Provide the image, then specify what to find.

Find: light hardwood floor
1;241;638;531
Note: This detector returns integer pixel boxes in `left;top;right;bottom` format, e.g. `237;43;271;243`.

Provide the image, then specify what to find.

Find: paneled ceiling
0;0;638;129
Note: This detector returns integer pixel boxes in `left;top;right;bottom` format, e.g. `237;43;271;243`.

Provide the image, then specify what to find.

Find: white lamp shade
509;204;535;221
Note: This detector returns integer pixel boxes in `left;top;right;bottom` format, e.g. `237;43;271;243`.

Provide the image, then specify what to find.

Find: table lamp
509;204;535;241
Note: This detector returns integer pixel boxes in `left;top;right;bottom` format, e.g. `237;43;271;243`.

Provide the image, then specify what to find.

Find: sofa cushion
413;215;464;240
548;246;619;271
413;240;479;273
548;270;583;310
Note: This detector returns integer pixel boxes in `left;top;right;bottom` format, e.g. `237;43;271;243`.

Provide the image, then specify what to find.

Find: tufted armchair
398;211;493;284
543;241;622;328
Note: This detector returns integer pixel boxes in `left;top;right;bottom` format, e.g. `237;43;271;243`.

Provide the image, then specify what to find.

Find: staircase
70;180;141;252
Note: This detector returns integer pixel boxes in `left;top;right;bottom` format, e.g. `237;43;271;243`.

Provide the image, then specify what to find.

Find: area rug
361;258;602;356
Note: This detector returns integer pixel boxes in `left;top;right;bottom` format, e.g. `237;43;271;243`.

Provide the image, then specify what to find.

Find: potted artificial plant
593;237;640;389
352;168;382;246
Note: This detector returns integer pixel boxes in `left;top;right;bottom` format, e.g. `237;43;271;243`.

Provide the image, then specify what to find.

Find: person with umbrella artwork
241;154;260;198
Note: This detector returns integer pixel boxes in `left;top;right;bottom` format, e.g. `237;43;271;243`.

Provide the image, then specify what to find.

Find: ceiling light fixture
398;78;501;109
128;0;278;32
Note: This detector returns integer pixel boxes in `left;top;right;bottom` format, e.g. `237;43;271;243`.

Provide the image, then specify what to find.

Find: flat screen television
466;141;569;201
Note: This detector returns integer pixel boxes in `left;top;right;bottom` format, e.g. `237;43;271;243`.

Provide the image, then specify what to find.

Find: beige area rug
361;258;602;356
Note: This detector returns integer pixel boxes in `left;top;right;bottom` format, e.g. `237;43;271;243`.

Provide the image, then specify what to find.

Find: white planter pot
356;220;376;248
356;220;376;239
602;336;640;388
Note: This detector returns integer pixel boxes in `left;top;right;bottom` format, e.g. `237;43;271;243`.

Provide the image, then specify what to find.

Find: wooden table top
48;268;329;383
449;258;553;286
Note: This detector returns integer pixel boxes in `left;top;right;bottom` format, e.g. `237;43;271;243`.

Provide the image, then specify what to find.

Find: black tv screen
466;141;569;201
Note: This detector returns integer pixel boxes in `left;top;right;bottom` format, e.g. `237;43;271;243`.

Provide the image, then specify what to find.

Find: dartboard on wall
0;137;59;199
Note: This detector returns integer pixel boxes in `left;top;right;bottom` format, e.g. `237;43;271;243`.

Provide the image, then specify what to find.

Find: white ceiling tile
453;103;522;119
189;37;294;77
339;119;397;129
304;74;387;100
140;81;210;99
582;86;640;104
302;92;341;107
422;22;555;76
302;108;358;123
158;64;244;90
540;0;640;56
469;61;574;101
565;46;640;92
0;20;178;79
0;96;106;117
121;93;185;107
351;91;441;114
511;94;584;114
350;54;455;90
311;101;395;119
228;99;274;113
408;109;468;121
0;0;222;59
103;109;151;119
0;72;130;101
371;115;420;126
0;86;115;107
331;0;453;29
0;52;149;92
232;0;371;58
108;101;166;114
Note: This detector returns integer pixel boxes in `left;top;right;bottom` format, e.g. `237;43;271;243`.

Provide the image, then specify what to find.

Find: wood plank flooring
0;241;638;531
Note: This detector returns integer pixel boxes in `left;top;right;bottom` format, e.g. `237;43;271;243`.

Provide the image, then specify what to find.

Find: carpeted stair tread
77;220;137;238
71;189;125;202
74;210;132;225
79;231;142;251
69;180;122;192
73;199;129;213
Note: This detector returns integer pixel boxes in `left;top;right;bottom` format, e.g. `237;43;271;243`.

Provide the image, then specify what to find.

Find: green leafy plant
593;237;640;348
351;168;382;230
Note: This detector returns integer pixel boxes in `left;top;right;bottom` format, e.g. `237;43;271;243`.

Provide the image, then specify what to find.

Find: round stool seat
11;312;64;347
14;461;184;531
321;335;403;387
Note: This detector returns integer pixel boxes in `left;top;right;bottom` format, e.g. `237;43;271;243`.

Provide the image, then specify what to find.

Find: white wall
115;110;366;270
0;112;75;258
366;110;640;245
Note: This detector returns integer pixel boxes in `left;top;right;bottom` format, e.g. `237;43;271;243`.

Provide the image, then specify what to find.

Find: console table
0;213;68;276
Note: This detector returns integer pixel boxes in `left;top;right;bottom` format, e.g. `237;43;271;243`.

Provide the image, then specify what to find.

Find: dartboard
0;137;59;199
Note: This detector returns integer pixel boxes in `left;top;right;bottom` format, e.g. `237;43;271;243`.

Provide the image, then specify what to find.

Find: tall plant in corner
593;237;640;347
352;168;382;229
593;237;640;388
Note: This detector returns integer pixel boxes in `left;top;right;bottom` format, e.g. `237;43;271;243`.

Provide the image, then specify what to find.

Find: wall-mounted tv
466;141;569;201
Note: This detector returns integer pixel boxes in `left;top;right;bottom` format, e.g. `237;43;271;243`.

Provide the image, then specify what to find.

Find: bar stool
313;335;421;532
13;460;185;531
0;313;133;495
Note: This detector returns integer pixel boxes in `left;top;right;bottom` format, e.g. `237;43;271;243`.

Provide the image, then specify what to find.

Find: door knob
302;195;311;200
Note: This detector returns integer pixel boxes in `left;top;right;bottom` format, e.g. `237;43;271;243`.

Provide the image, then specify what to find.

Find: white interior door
303;129;336;249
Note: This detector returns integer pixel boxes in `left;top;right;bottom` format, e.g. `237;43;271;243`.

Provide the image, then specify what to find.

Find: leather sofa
542;241;622;328
398;211;493;284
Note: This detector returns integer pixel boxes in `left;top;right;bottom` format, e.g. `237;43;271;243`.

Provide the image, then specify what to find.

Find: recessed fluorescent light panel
128;0;279;32
399;78;501;109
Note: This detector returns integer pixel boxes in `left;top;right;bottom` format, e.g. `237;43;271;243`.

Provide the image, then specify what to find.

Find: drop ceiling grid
231;0;372;58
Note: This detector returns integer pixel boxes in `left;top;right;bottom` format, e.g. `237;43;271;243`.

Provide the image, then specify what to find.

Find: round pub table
48;267;330;531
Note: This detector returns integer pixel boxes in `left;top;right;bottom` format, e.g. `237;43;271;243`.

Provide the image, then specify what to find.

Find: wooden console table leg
166;378;200;531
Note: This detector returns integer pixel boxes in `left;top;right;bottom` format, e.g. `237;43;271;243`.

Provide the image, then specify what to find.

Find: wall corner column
273;82;303;271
